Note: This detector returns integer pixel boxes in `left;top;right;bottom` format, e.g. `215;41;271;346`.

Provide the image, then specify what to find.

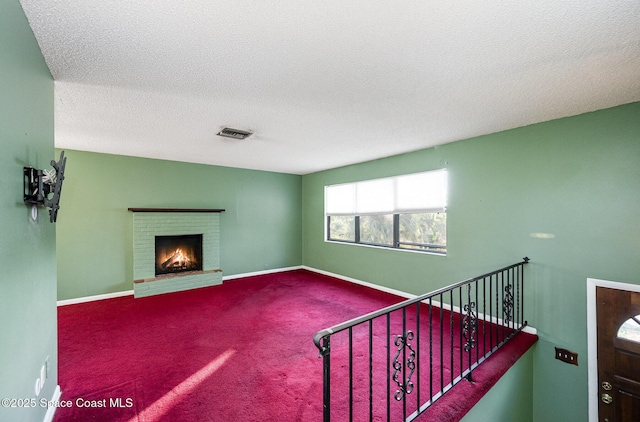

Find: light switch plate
555;347;578;366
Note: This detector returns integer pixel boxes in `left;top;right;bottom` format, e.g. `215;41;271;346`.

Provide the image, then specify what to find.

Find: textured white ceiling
19;0;640;174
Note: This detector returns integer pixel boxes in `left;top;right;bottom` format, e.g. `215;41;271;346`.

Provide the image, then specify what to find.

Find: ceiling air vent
217;127;253;140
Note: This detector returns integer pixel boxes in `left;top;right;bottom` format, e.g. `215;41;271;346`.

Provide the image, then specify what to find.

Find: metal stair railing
313;257;530;422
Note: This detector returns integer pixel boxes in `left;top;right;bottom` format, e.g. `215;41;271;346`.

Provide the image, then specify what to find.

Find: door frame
587;278;640;422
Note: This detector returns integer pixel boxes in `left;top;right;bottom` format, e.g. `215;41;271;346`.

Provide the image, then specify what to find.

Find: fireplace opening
155;234;203;276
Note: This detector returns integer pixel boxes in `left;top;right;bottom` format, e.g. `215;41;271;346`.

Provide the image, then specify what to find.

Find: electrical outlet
555;347;578;366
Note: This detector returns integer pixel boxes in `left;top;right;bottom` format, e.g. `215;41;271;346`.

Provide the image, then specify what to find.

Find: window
328;215;355;242
325;170;447;254
360;214;394;246
618;316;640;343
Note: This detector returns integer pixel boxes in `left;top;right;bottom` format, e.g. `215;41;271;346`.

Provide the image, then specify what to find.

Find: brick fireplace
129;208;224;298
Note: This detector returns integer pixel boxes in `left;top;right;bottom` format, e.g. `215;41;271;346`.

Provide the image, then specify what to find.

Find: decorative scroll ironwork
462;283;478;352
463;301;477;352
392;331;416;400
503;283;514;323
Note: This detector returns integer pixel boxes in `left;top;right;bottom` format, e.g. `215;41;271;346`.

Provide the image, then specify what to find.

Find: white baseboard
302;266;537;335
222;266;304;281
301;265;417;300
42;385;61;422
57;290;134;306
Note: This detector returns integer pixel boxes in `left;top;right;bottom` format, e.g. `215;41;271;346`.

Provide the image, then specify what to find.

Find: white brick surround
130;209;223;298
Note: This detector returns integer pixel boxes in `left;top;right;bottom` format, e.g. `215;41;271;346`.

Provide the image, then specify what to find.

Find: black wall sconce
24;150;67;223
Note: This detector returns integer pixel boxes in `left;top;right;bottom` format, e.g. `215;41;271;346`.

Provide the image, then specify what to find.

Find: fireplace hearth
155;234;203;276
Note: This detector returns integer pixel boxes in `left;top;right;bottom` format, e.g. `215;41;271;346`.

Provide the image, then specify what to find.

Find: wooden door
597;286;640;421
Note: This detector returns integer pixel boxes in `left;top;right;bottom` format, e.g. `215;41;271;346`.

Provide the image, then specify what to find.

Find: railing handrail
313;257;529;354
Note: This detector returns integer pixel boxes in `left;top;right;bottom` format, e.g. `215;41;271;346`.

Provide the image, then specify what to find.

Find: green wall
460;346;535;422
55;150;302;300
0;1;58;421
301;102;640;421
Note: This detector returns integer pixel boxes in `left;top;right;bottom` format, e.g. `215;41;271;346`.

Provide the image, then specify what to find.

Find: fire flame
172;249;190;266
161;248;194;270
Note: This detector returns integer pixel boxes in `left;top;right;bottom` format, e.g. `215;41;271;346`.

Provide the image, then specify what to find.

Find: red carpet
55;270;536;421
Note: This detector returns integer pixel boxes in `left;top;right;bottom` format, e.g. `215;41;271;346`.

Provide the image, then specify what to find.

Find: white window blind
356;178;394;214
395;170;447;213
325;183;356;215
325;169;447;216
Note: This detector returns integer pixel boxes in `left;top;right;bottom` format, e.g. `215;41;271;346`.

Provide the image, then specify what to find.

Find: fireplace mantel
128;208;225;213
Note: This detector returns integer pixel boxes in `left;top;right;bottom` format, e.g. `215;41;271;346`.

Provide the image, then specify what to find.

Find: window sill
325;239;447;256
